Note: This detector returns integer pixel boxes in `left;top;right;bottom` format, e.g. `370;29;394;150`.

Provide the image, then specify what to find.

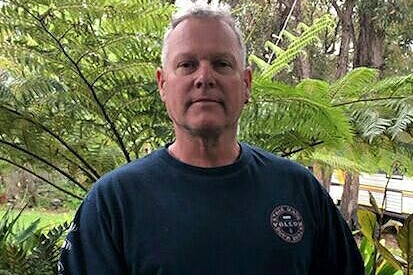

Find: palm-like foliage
332;69;413;173
241;60;413;174
0;0;174;197
0;206;70;275
249;14;336;80
245;37;413;173
240;78;352;155
243;9;413;170
241;14;351;156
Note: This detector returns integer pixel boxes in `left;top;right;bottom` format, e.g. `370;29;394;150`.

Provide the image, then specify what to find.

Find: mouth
185;98;224;110
193;99;219;104
192;98;222;105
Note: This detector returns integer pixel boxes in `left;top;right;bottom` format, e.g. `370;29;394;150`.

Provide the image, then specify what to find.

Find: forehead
165;17;241;64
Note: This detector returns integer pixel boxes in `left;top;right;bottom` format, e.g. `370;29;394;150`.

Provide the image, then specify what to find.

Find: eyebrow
172;52;238;64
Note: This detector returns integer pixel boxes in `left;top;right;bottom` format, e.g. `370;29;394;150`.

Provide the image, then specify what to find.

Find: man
59;1;364;274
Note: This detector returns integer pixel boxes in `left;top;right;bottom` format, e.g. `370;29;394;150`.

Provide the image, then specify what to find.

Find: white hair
161;0;247;68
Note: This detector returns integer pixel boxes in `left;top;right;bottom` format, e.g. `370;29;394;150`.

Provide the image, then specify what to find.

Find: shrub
0;206;69;275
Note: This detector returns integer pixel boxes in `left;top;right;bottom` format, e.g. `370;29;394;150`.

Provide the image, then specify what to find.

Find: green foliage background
0;0;412;274
0;0;175;198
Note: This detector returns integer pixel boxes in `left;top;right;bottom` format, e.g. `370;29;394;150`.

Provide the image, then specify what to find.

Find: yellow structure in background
329;170;413;219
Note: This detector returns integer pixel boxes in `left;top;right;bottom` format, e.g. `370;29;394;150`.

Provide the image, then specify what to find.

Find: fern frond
264;41;285;56
2;244;31;275
248;54;269;71
311;151;363;172
258;14;335;80
0;0;173;189
240;79;352;154
28;222;70;275
282;30;298;43
329;67;379;100
386;97;413;139
296;79;329;98
351;108;392;143
369;73;413;97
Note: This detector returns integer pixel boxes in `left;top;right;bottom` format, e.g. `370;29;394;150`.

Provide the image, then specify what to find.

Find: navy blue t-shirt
59;143;363;274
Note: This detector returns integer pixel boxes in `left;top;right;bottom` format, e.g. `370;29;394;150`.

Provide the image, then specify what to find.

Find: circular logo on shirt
270;205;304;243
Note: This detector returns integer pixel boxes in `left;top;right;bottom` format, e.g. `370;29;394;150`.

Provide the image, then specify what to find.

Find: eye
215;59;231;68
176;60;197;74
178;61;194;68
214;59;234;74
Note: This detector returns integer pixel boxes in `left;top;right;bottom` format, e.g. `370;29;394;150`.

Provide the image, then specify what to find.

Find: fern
329;67;379;100
0;0;174;195
28;222;70;275
351;108;392;143
311;151;364;172
385;97;413;139
240;78;352;154
249;14;335;80
0;206;70;275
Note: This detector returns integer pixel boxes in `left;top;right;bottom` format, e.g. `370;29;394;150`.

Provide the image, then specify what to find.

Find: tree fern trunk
312;163;332;192
340;171;360;229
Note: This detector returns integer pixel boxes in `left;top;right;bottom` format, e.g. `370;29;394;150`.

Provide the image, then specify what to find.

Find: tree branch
0;139;87;192
1;105;100;181
281;140;324;157
332;96;406;107
0;157;84;200
330;0;345;21
58;152;97;185
19;4;131;163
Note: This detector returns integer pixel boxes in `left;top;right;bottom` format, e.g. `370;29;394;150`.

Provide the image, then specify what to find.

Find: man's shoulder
89;147;167;193
116;148;166;174
244;143;310;175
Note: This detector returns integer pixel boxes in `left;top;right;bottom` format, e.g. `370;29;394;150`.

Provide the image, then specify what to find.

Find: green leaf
376;261;402;275
329;67;379;100
15;218;40;244
369;191;383;217
296;79;329;98
396;214;413;271
255;14;335;80
357;208;377;243
375;240;404;271
359;237;375;275
248;54;269;71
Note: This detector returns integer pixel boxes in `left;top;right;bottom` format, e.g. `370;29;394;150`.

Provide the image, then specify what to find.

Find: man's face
157;17;252;137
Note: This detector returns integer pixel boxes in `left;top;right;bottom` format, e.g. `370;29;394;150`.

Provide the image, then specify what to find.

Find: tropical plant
358;193;413;275
241;14;350;155
0;206;70;275
243;22;413;224
244;43;413;165
0;0;174;199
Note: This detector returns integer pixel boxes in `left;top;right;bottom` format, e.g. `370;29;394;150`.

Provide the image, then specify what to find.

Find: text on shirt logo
270;205;304;243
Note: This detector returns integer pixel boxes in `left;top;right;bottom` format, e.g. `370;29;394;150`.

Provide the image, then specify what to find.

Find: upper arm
58;192;127;275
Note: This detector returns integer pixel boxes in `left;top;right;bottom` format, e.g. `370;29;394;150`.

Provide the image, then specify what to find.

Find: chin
186;123;225;138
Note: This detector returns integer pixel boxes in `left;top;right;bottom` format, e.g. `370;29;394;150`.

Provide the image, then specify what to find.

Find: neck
168;136;240;168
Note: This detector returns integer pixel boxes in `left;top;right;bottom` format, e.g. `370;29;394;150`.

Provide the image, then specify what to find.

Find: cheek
164;90;185;113
227;82;248;102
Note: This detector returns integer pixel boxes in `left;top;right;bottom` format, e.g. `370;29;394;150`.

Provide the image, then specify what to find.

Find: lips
185;97;224;109
193;98;219;103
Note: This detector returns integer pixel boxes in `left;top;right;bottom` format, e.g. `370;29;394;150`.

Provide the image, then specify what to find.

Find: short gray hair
161;0;247;68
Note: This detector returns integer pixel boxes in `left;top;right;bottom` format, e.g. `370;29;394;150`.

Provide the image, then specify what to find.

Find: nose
194;62;216;89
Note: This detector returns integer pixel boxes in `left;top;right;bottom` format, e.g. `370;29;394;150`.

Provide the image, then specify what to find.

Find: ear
156;68;166;102
243;67;252;104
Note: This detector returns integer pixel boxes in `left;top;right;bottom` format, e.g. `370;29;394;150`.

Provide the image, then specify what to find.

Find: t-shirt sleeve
310;186;364;275
58;189;127;275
